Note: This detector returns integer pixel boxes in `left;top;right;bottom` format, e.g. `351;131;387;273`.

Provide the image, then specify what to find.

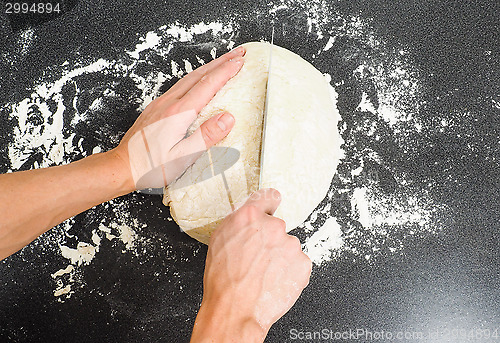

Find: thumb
165;112;235;184
200;112;235;148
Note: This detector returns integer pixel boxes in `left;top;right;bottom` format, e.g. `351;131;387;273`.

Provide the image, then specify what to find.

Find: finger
165;47;246;100
199;112;235;148
127;110;198;189
164;112;235;183
177;57;244;114
245;188;282;216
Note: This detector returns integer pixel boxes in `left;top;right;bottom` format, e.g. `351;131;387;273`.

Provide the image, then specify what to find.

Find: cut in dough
163;42;342;244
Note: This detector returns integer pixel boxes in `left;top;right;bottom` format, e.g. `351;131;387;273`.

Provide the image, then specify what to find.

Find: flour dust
1;0;453;299
1;21;237;300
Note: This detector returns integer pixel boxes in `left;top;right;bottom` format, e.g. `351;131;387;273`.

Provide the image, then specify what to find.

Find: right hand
191;188;312;343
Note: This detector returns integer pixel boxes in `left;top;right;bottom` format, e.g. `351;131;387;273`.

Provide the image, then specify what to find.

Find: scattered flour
303;217;343;265
51;265;75;299
51;264;74;278
4;21;236;171
0;20;235;300
2;3;450;290
16;27;36;58
165;22;234;43
265;0;448;265
351;187;372;228
357;92;377;114
55;221;138;267
60;242;99;266
48;198;148;300
127;32;162;59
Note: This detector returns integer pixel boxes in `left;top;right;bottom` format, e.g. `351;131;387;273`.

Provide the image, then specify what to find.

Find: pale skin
0;47;312;342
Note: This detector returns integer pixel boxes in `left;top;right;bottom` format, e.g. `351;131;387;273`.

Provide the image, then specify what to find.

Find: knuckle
190;68;204;79
287;235;302;251
249;189;263;202
240;204;260;223
266;220;285;241
276;218;287;232
259;188;281;204
302;253;312;274
199;73;215;87
164;102;182;117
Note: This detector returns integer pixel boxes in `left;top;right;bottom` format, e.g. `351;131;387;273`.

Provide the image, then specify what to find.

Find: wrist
191;298;267;343
99;148;135;196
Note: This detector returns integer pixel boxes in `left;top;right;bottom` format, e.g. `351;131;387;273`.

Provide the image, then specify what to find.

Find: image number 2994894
4;1;78;31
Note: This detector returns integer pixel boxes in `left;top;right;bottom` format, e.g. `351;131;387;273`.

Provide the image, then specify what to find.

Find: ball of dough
163;42;342;244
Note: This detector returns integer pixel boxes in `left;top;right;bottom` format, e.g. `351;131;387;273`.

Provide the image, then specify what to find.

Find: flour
57;221;138;265
1;3;451;296
264;0;449;265
109;221;138;251
303;217;343;265
53;285;72;297
127;32;162;59
322;36;335;52
48;200;148;300
1;27;37;66
16;27;36;58
51;264;77;300
351;187;371;228
7;58;112;170
165;22;234;42
60;242;99;266
357;92;377;114
5;20;236;172
51;264;74;278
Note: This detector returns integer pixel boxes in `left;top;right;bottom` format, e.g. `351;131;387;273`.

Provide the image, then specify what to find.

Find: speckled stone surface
0;1;498;342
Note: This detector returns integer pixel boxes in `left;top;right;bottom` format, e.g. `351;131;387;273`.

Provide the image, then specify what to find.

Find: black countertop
0;0;499;342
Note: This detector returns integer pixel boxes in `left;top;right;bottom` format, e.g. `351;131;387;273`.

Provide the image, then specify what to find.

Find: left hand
111;47;246;192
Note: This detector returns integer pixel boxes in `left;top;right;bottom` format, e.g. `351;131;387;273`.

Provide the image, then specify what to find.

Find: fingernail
217;112;234;131
229;47;245;57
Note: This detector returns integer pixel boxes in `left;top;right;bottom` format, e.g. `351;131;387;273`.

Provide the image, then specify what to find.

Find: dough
163;42;342;244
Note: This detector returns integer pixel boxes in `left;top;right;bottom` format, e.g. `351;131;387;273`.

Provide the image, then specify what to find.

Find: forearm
0;149;133;260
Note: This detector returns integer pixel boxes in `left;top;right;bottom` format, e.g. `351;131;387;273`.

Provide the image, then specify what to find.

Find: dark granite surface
0;0;498;342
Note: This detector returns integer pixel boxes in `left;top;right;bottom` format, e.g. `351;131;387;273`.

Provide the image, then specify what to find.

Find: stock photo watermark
289;327;500;341
4;1;77;31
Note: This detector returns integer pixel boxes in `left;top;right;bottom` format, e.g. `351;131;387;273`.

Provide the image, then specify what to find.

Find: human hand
190;188;312;343
110;47;246;193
